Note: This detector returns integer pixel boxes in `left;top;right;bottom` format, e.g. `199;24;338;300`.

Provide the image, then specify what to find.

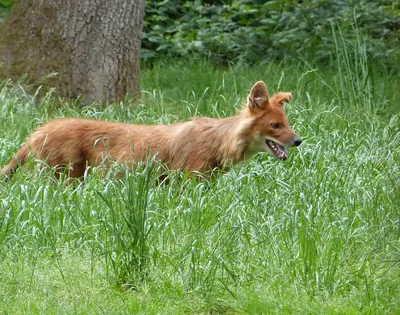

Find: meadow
0;56;399;314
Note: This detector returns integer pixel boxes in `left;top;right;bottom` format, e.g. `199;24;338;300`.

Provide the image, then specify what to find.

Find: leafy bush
0;0;13;23
1;0;399;64
0;0;13;7
142;0;400;63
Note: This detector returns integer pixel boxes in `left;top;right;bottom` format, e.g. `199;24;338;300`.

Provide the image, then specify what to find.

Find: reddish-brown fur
1;81;302;178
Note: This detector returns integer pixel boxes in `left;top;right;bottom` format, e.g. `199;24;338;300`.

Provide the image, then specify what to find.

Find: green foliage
1;0;399;64
142;0;400;63
0;0;13;8
0;0;12;23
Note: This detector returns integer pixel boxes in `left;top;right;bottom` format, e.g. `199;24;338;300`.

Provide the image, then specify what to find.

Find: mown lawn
0;59;399;314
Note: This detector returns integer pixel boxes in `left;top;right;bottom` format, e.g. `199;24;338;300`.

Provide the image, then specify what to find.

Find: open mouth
265;140;289;160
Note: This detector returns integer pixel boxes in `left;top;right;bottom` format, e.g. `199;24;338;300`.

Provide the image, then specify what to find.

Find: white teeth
266;140;288;159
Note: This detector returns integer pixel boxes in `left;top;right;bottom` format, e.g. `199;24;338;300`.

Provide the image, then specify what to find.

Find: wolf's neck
207;114;255;166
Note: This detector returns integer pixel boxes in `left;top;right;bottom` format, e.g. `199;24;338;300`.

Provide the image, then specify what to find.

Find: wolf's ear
247;81;269;111
272;92;292;108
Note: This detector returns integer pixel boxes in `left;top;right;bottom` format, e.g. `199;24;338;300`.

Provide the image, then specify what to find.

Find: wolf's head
244;81;302;160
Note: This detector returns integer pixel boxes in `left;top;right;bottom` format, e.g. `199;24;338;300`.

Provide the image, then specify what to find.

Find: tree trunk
0;0;145;103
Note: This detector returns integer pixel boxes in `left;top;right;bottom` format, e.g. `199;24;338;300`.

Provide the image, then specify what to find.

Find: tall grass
95;158;159;288
0;55;399;313
331;19;375;112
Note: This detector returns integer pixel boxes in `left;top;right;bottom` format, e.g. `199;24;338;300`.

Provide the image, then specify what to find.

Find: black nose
294;138;302;147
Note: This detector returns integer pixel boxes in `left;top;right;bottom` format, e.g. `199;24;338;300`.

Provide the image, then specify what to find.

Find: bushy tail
1;143;29;178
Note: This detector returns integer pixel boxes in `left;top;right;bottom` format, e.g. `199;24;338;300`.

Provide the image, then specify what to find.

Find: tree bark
0;0;145;103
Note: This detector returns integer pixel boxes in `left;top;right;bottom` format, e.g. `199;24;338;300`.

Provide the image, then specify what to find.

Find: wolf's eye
271;122;281;129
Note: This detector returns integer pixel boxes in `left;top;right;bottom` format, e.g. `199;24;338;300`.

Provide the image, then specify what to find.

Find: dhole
1;81;302;178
